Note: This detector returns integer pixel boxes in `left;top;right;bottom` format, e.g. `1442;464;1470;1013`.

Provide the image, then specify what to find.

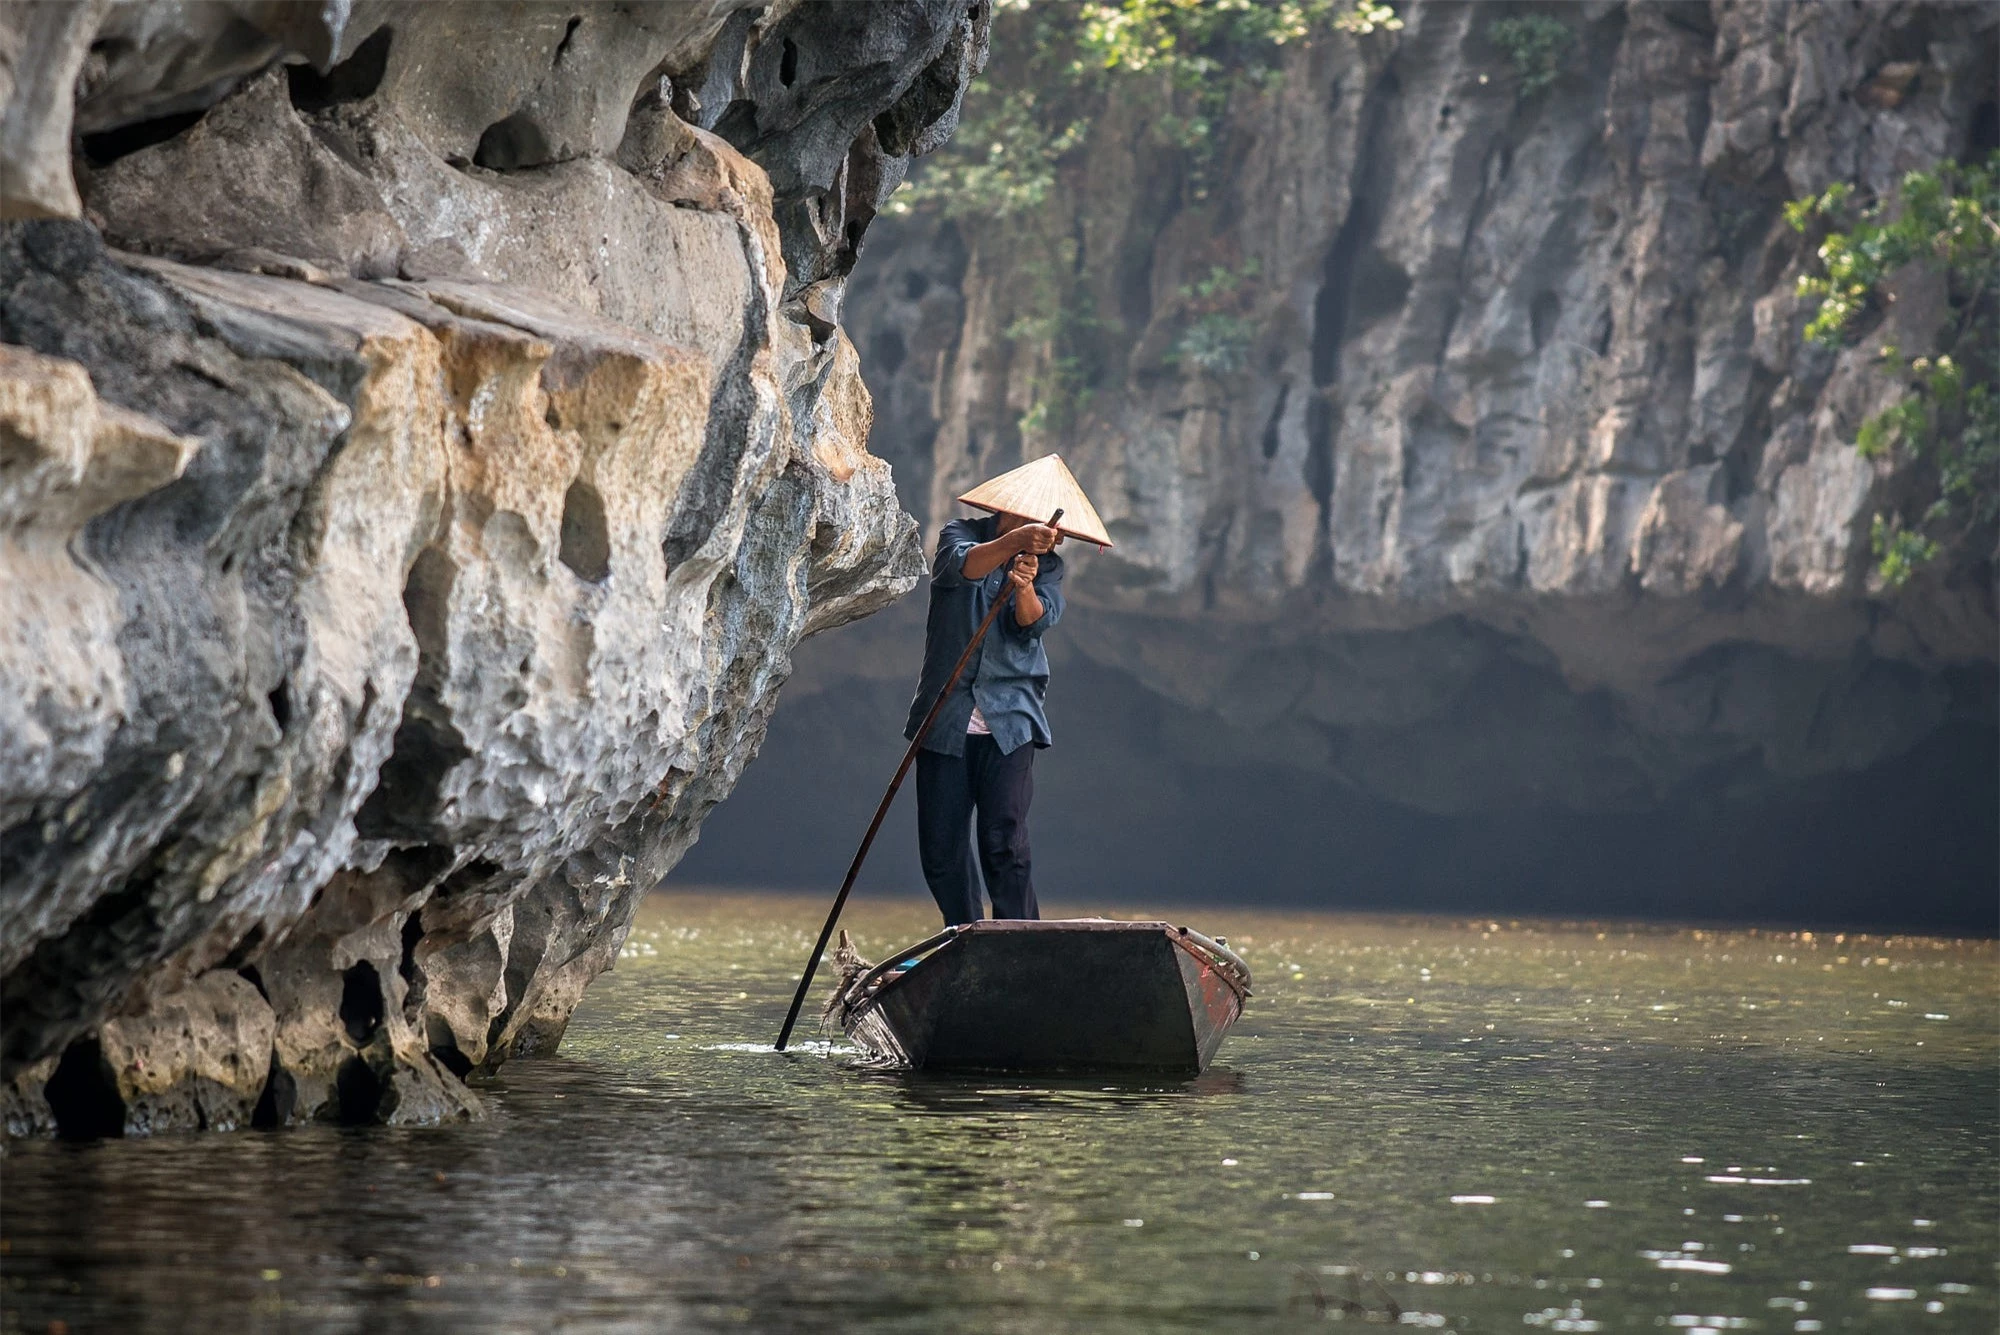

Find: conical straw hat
956;454;1112;548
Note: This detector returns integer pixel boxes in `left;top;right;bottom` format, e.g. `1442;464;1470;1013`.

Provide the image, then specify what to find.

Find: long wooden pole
773;508;1063;1051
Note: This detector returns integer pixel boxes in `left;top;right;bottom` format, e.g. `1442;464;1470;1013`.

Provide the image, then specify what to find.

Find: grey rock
84;67;406;275
96;971;277;1135
0;0;108;219
73;2;348;135
3;1056;58;1138
1;1;973;1133
839;0;1997;823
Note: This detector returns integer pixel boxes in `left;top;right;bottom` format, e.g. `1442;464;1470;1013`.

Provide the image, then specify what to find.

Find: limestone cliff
689;1;1998;922
1;0;987;1135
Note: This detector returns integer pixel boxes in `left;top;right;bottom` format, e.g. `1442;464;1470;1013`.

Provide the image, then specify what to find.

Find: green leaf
1487;16;1574;97
1789;153;1999;582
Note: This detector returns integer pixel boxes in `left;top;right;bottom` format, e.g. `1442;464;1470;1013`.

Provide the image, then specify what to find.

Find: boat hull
840;920;1249;1075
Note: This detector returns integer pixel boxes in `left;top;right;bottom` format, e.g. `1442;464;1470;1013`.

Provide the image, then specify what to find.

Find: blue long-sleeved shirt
903;516;1065;757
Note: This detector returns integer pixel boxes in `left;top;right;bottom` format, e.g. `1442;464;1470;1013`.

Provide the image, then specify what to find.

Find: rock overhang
1;0;984;1136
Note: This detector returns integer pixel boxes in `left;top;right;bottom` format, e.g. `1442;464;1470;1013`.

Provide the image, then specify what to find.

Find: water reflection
2;893;1993;1333
878;1066;1248;1116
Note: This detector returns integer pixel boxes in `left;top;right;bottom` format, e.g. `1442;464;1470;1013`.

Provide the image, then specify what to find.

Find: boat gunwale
836;919;1253;1031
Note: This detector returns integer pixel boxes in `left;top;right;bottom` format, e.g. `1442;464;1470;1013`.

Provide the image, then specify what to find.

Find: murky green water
4;891;1995;1332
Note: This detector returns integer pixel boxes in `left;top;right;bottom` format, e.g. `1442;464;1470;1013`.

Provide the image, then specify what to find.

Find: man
904;455;1110;926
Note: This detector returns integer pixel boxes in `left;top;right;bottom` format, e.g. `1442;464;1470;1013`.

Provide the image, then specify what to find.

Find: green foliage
1487;15;1573;97
1183;259;1262;305
1786;161;1998;344
1787;156;2000;585
894;0;1338;436
899;0;1339;219
1870;515;1942;588
1070;0;1341;163
1332;2;1402;36
1172;313;1258;373
1074;0;1335;76
1168;259;1263;374
1017;353;1095;439
887;86;1084;221
1001;237;1107;447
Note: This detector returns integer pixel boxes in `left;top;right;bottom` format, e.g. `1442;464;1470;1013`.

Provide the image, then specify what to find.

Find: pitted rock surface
0;1;986;1134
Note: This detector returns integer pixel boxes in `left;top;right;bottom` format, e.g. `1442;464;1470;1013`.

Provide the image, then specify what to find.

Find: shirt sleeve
931;520;978;588
1004;555;1064;640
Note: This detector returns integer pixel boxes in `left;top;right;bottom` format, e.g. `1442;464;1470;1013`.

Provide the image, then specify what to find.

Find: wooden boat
825;919;1252;1075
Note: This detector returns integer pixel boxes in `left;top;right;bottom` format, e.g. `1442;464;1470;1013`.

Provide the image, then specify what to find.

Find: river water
3;891;1994;1333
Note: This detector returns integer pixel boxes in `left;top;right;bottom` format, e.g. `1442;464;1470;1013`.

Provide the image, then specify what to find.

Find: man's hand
1006;553;1039;594
1010;524;1060;556
960;520;1063;580
1008;553;1044;625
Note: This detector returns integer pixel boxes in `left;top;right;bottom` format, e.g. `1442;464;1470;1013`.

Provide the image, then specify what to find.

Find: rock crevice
1;0;988;1135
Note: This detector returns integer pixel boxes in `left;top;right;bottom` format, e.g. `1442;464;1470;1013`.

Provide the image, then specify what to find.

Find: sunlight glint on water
2;890;1993;1333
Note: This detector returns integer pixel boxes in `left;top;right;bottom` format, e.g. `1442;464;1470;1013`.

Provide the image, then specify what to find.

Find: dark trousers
915;736;1039;926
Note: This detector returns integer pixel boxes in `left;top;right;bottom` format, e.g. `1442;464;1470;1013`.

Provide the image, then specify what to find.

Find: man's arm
960;523;1060;580
928;516;993;588
1007;555;1044;625
1004;554;1063;634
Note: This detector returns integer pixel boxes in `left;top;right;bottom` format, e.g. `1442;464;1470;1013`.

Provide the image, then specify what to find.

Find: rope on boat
819;926;967;1034
818;930;875;1034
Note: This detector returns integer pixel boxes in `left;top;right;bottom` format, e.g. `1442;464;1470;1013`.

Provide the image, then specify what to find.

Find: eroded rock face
671;1;1998;927
835;1;1997;821
0;0;988;1134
